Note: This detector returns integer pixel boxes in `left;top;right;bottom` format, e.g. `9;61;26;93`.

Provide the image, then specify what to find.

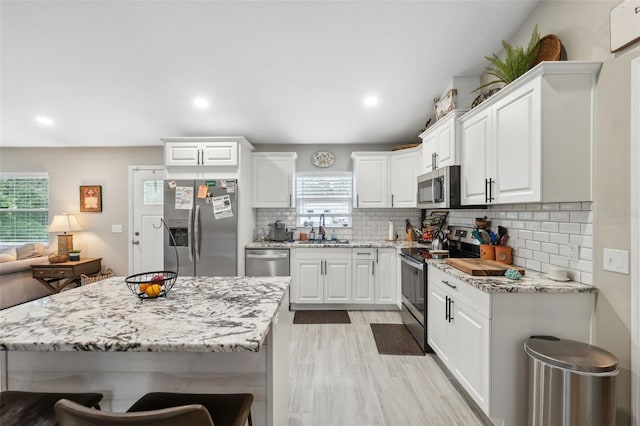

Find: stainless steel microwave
417;165;462;209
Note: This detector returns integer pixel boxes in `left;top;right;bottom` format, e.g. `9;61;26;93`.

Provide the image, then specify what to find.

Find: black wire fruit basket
125;219;179;300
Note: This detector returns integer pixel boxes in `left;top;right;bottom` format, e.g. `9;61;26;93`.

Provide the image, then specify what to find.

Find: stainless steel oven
399;225;480;353
399;251;431;352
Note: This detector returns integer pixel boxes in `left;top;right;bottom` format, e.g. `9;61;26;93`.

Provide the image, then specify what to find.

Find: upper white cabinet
251;152;297;208
460;62;602;205
419;110;466;173
351;153;389;208
352;147;420;208
389;149;419;207
162;137;245;167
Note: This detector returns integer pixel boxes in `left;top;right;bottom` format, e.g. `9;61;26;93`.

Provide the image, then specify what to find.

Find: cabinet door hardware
448;297;454;323
372;261;375;275
289;194;292;208
391;194;394;207
484;178;489;203
488;178;495;202
356;194;359;208
434;152;439;169
442;280;457;290
445;295;450;320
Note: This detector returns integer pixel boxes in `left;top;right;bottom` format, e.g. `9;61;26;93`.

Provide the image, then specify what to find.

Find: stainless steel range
399;226;480;352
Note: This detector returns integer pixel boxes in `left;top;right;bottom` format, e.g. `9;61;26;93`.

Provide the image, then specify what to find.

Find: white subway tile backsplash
550;211;570;222
541;242;559;255
541;222;559;232
525;240;541;251
519;230;533;240
533;231;549;242
549;233;570;244
560;202;582;210
447;201;592;284
533;212;550;221
525;221;541;231
559;222;581;234
570;211;592;223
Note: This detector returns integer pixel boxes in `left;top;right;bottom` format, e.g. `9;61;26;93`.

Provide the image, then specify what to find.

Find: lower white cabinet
428;267;490;412
291;249;351;304
427;265;595;426
291;247;397;307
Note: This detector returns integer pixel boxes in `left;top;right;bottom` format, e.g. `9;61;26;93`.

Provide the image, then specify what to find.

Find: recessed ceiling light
193;98;209;108
35;116;54;126
363;95;379;108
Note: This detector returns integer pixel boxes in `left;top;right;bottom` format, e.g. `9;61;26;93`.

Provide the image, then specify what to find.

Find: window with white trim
0;174;49;244
296;173;352;228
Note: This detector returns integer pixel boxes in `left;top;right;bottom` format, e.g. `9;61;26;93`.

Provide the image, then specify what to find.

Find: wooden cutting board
445;258;525;276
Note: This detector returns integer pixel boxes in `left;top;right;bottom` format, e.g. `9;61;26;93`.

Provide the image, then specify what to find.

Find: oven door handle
400;255;425;270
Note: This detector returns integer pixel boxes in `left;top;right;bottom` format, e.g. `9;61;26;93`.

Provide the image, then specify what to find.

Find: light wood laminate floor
288;310;486;426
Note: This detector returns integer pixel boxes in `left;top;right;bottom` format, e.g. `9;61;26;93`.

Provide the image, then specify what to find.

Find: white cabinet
352;147;420;208
291;247;397;307
459;62;601;205
352;250;375;303
419;110;466;173
351;154;389;208
427;266;490;412
291;249;351;304
427;264;595;426
164;140;238;167
251;152;297;208
389;150;419;207
374;248;397;304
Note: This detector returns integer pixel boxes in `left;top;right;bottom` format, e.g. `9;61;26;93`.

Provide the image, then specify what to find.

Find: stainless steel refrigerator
164;179;237;276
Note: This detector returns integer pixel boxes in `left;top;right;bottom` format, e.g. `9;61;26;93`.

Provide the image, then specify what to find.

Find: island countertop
0;276;291;353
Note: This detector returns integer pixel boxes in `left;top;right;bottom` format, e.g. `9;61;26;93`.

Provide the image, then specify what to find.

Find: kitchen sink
295;240;350;245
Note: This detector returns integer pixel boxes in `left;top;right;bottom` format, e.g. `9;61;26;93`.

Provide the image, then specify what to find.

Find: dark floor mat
293;310;351;324
370;323;425;356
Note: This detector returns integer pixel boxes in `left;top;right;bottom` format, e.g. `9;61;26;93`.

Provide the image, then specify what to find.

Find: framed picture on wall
80;185;102;212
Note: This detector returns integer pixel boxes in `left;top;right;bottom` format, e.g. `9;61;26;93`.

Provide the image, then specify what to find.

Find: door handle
246;254;290;259
484;178;489;203
448;297;454;323
391;194;394;207
372;260;375;275
356;194;359;208
195;205;201;262
489;178;495;202
445;295;449;320
434;152;438;169
289;194;292;208
442;280;457;290
132;240;140;245
376;248;379;263
187;208;193;262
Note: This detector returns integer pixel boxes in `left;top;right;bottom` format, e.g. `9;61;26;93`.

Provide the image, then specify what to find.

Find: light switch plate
603;248;629;274
112;224;123;233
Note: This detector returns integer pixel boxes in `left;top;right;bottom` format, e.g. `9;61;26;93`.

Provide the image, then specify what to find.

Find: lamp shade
47;214;82;233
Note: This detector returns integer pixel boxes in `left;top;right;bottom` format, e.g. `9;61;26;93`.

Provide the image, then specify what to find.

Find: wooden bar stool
55;398;214;426
0;390;103;426
127;392;253;426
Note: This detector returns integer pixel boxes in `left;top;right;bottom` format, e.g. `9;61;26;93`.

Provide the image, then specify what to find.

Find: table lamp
47;213;82;255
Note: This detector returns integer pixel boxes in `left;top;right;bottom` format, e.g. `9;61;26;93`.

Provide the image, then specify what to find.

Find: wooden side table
32;258;102;294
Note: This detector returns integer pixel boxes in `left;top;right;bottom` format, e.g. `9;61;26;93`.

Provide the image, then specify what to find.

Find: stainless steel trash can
525;336;618;426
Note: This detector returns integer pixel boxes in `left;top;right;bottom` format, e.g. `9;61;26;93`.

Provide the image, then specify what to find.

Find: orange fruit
145;283;162;298
139;283;151;293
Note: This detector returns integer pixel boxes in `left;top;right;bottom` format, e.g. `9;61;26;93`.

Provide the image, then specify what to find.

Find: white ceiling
0;0;538;148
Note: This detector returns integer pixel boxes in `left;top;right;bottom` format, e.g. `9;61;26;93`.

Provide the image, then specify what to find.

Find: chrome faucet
319;214;326;240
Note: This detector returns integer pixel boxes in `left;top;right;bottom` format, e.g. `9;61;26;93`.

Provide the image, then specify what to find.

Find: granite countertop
0;276;291;353
246;240;429;249
427;260;597;294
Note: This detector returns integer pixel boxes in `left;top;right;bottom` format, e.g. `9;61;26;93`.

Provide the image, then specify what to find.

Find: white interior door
129;166;165;274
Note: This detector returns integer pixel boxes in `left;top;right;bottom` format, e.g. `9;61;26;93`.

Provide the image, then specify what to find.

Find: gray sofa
0;244;52;309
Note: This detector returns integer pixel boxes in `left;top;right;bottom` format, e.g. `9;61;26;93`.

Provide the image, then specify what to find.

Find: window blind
0;174;49;243
296;173;352;228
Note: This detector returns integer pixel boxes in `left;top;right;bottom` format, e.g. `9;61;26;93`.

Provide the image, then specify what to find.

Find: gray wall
499;2;639;422
0;147;164;275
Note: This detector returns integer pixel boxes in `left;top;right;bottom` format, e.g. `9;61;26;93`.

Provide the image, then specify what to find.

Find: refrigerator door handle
195;205;200;262
187;208;194;262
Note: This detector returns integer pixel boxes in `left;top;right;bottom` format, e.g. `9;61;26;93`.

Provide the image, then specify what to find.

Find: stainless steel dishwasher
245;249;290;276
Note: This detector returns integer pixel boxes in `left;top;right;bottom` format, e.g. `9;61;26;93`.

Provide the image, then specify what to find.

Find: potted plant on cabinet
68;250;81;261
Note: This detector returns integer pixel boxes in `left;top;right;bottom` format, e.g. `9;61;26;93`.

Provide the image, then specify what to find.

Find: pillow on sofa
15;243;45;260
0;248;17;263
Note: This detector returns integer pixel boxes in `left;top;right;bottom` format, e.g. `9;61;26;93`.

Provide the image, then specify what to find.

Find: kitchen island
0;276;290;426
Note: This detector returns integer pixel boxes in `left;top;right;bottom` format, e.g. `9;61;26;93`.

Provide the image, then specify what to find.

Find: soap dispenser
309;227;316;241
331;229;337;241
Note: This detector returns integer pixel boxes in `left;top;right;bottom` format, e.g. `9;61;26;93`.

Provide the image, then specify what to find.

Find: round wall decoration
311;151;335;168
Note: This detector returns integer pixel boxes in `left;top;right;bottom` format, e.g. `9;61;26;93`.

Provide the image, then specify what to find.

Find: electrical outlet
111;224;123;233
568;243;579;261
603;248;629;274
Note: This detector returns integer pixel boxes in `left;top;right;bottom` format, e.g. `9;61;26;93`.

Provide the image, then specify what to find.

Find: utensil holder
495;245;512;265
480;244;496;260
